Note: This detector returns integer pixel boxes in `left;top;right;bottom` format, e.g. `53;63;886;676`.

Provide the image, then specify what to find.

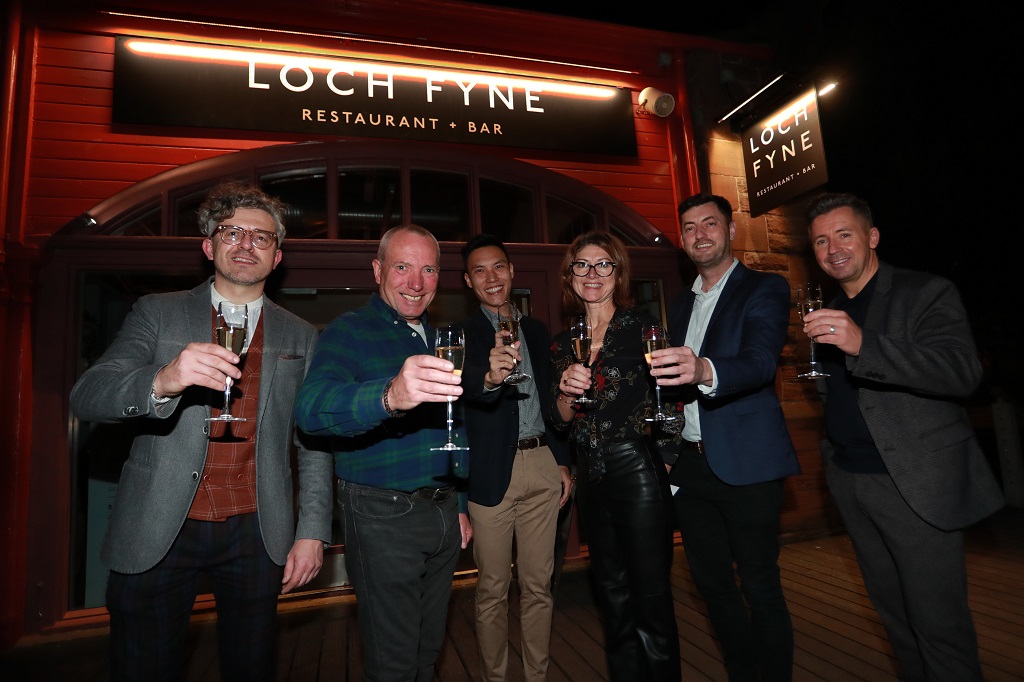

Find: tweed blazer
460;308;570;507
666;262;800;486
70;279;333;574
818;262;1004;530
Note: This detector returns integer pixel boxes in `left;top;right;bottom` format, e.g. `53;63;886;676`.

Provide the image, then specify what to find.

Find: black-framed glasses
571;260;616;277
214;225;278;250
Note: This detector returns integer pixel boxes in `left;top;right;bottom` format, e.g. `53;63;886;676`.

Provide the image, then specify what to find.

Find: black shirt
820;275;887;473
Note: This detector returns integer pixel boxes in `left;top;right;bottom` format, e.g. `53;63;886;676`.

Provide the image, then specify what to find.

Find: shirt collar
370;291;429;327
480;303;520;327
691;257;739;298
210;282;264;312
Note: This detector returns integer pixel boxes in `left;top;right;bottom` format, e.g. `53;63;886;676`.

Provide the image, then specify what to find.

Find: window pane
410;169;470;242
337;168;402;240
608;221;646;246
113;205;162;236
480;178;535;243
73;272;200;609
261;170;328;239
633;279;667;323
174;187;214;237
546;196;595;244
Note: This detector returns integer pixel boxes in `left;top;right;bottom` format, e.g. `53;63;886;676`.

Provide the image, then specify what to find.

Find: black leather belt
517;435;547;450
682;440;705;455
408;486;454;502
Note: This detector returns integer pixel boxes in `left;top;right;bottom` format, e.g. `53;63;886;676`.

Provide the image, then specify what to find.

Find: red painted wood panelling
25;28;685;244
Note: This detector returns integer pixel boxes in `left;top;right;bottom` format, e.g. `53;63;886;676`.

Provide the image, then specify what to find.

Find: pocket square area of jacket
278;354;304;360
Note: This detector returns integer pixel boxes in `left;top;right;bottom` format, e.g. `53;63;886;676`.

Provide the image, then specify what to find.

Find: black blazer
460;308;570;506
819;261;1004;530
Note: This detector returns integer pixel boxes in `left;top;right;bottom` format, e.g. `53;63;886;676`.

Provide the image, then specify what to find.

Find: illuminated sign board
742;88;828;217
113;38;638;156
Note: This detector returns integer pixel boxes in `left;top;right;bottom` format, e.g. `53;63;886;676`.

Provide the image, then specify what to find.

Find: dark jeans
576;439;680;682
107;513;283;682
827;460;982;682
670;444;793;682
338;479;461;682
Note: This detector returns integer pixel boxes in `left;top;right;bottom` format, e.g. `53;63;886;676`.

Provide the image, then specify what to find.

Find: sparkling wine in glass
207;302;248;423
568;314;597;408
797;283;829;379
498;302;531;385
431;324;469;452
642;323;678;422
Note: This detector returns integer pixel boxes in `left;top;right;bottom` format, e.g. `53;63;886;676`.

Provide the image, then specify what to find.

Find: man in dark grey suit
70;182;333;682
802;192;1004;682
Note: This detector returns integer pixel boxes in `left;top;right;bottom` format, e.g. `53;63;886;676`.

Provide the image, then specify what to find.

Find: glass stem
655;384;664;413
809;339;819;369
223;377;232;414
446;397;454;442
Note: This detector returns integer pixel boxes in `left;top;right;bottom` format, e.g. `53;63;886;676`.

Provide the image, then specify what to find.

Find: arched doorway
30;140;688;627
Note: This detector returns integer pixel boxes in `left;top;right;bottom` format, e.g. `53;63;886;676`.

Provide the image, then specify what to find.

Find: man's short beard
218;268;268;287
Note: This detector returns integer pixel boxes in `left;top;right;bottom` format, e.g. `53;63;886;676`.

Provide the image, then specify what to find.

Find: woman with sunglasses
550;231;680;681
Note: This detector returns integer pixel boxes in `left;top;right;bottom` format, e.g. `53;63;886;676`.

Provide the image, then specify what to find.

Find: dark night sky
483;1;1019;397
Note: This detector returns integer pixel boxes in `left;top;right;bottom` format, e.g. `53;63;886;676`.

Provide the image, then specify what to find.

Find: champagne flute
207;302;248;422
797;283;830;379
642;322;678;422
498;302;531;385
431;324;469;452
568;314;597;408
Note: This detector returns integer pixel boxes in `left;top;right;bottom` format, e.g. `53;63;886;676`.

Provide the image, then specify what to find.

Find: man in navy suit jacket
650;193;800;682
459;235;572;682
802;192;1004;681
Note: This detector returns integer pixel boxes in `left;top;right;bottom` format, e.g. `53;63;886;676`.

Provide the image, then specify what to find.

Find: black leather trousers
576;439;681;681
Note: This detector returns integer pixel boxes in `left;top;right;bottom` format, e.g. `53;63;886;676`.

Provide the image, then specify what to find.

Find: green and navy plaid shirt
294;294;467;494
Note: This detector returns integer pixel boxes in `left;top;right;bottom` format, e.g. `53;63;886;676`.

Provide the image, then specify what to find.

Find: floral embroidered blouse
550;306;682;478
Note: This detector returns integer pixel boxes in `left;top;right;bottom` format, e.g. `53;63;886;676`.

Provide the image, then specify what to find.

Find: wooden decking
3;508;1022;681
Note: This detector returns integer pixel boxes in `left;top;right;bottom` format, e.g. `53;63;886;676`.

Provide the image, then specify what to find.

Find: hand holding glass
498;303;531;385
431;325;469;452
642;323;678;422
207;302;248;423
797;283;829;379
568;315;597;408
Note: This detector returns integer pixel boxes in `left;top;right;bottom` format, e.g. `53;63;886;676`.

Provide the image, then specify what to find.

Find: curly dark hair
197;181;288;243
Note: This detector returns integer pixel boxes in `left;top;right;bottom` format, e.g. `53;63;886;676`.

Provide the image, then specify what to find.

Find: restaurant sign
742;88;828;217
113;38;638;157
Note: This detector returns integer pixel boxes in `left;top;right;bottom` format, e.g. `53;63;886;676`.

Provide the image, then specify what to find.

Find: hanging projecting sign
112;38;638;157
742;88;828;217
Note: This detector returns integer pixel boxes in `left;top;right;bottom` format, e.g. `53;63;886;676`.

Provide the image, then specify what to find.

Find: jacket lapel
863;261;892;335
187;279;215;345
258;298;282;427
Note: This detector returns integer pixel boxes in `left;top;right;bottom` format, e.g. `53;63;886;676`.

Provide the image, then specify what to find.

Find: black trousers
576;439;680;682
106;513;284;682
670;442;793;682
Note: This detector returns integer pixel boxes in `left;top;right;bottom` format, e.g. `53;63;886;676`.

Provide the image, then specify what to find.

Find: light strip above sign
759;90;816;131
123;39;620;100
